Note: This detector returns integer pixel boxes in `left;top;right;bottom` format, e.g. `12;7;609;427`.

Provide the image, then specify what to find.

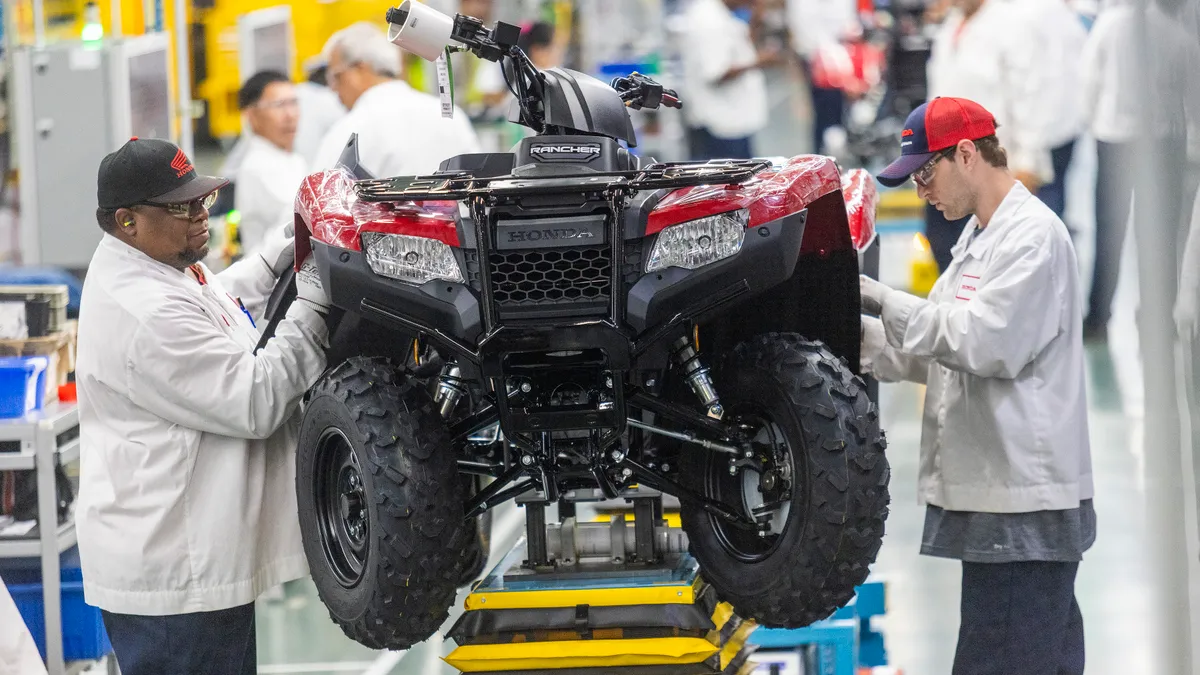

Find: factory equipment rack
0;402;87;675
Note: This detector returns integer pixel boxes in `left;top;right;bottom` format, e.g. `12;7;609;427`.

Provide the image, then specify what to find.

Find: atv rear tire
297;357;468;650
679;334;889;628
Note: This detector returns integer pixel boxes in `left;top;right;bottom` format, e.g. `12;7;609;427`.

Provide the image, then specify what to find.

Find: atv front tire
456;476;493;587
679;334;889;627
296;357;468;650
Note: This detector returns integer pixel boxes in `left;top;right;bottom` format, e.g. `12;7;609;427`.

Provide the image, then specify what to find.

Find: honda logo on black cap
530;143;602;163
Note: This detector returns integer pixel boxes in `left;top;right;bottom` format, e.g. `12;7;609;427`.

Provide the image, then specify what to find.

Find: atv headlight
362;232;465;284
646;209;748;273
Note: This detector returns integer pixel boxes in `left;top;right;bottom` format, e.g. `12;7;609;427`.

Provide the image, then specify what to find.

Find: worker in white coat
293;59;348;167
678;0;781;160
233;70;309;257
866;97;1094;673
0;576;45;675
75;138;332;675
313;22;481;178
1007;0;1089;223
1079;0;1200;338
921;0;1051;272
785;0;858;155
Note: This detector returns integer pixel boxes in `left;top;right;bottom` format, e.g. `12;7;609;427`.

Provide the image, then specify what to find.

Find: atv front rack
353;159;773;202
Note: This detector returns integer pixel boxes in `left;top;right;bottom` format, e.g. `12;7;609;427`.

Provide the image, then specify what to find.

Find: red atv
269;3;888;651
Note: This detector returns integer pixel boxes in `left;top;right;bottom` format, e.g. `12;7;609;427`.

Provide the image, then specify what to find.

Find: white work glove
296;256;331;315
258;221;296;278
859;274;892;316
1176;289;1199;343
860;314;887;373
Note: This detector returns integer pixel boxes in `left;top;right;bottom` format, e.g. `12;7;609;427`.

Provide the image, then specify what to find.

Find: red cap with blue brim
877;97;998;188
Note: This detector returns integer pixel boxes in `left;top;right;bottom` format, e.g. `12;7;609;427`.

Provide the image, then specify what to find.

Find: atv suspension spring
671;336;724;419
434;363;468;419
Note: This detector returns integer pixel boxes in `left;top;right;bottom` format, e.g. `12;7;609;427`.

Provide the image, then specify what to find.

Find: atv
272;2;889;651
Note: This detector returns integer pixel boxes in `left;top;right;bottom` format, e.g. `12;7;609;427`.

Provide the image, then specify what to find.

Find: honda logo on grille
496;216;607;250
507;228;595;244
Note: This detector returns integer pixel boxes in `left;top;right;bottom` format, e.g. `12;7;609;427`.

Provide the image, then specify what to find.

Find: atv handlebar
611;72;683;111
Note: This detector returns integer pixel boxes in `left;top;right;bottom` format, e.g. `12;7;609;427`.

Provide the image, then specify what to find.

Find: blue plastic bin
0;356;48;417
1;549;112;662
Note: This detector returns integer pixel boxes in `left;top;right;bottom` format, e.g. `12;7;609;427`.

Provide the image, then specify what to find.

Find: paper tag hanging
436;48;455;119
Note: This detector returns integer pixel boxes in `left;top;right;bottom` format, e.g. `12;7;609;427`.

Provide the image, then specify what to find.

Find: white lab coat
678;0;768;140
293;82;347;168
785;0;857;59
75;235;329;615
1080;2;1200;153
863;182;1094;513
1006;0;1089;149
926;1;1054;181
0;576;45;675
233;135;309;257
313;80;482;178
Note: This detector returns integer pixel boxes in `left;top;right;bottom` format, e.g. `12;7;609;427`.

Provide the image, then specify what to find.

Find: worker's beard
176;244;209;267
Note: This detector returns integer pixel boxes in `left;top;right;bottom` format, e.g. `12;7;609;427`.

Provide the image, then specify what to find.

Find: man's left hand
860;275;892;315
259;221;295;278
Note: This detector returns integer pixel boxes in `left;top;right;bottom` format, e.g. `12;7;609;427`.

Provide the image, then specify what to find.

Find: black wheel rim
314;427;370;588
707;410;798;563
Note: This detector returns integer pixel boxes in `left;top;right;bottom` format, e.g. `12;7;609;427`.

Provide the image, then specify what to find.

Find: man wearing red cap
862;97;1094;672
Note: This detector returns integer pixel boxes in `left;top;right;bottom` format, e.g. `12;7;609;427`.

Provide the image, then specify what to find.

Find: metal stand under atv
444;489;760;675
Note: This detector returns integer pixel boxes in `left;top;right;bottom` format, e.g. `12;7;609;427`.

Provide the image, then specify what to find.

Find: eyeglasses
327;61;361;87
137;190;219;219
912;147;957;188
256;97;299;111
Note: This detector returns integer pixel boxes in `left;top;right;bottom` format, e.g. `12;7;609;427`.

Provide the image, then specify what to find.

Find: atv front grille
489;246;612;318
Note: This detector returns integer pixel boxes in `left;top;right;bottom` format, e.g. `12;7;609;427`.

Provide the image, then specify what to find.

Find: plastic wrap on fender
645;155;843;235
293;168;460;267
841;167;879;251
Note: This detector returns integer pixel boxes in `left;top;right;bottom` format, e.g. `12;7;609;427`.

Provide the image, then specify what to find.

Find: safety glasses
912;147;956;188
256;97;300;111
138;190;220;219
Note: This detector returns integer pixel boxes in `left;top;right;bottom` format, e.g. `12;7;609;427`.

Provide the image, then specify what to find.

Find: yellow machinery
446;498;760;675
193;0;574;142
5;0;575;143
193;0;405;141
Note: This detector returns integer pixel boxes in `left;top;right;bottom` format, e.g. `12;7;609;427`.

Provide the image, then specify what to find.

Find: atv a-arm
456;387;761;531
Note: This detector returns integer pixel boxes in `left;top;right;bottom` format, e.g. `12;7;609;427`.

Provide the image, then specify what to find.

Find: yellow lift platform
444;489;759;675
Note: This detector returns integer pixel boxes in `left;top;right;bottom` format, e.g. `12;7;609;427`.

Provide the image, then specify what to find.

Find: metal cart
0;402;84;675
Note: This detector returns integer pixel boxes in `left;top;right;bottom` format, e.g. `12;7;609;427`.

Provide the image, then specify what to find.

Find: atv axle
625;418;740;455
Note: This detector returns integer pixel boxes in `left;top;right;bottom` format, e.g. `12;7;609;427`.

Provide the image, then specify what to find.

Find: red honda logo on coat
170;149;193;177
901;129;914;137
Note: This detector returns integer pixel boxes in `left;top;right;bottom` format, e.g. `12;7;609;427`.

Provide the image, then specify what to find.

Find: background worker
293;59;347;169
921;0;1051;272
862;97;1094;673
75;138;332;675
233;71;309;257
313;21;482;178
785;0;858;155
679;0;782;160
1079;0;1200;339
1010;0;1088;224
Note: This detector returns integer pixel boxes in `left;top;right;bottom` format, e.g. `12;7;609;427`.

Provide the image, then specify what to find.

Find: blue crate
1;549;112;662
0;356;48;418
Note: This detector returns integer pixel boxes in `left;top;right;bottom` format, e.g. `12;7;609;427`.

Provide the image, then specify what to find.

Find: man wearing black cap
859;98;1094;673
74;138;331;674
